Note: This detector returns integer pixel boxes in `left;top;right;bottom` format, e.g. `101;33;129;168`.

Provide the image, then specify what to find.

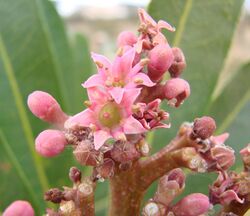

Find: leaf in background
0;0;92;213
207;63;250;134
148;0;244;150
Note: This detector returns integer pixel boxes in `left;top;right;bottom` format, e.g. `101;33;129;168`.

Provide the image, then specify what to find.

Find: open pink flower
83;47;154;104
65;87;146;150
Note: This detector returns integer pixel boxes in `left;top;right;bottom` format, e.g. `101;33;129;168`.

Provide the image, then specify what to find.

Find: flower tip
27;90;67;125
3;200;34;216
35;129;67;157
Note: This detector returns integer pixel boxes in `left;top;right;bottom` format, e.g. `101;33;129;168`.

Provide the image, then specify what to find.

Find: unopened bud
169;47;186;77
44;188;64;203
96;158;115;179
147;44;174;82
27;91;67;125
171;193;210;216
164;78;190;107
35;129;67;157
73;141;103;166
111;141;140;163
3;200;34;216
154;168;185;206
117;31;137;47
69;167;82;183
192;116;216;140
211;145;235;170
142;202;166;216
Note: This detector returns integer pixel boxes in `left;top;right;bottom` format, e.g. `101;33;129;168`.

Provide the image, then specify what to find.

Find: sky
53;0;250;17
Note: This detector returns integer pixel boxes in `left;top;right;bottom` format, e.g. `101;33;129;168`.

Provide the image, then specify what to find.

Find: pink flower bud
147;44;174;82
69;167;82;183
171;193;210;216
27;91;67;125
169;47;186;77
164;78;190;107
117;31;137;47
154;168;185;206
211;145;235;170
3;200;34;216
35;129;67;157
192;116;216;140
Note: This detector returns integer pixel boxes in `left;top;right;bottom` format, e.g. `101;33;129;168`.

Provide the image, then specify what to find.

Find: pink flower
65;87;146;150
83;47;154;104
136;8;175;53
3;200;34;216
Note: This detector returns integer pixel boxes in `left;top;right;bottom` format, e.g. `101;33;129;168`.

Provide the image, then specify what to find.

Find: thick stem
221;201;250;216
109;162;145;216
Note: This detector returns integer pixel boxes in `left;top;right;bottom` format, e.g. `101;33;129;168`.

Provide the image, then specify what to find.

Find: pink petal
133;73;155;87
82;74;104;88
157;20;175;32
220;190;244;205
109;87;124;104
94;130;112;150
64;109;95;129
112;48;135;79
138;8;157;27
211;133;230;145
87;87;110;105
121;88;141;112
91;52;111;70
123;116;146;134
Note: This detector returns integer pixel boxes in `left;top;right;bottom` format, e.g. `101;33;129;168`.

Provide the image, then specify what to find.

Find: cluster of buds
26;8;189;180
3;7;250;216
142;169;210;216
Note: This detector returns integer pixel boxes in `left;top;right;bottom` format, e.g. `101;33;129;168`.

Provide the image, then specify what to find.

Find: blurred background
0;0;250;215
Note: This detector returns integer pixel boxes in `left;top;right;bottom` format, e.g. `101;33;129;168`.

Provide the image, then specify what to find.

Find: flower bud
164;78;190;107
27;91;67;125
44;188;64;203
73;141;103;166
154;168;185;206
147;44;174;82
142;202;166;216
110;140;140;163
3;200;34;216
240;144;250;170
35;129;67;157
192;116;216;140
210;145;235;170
171;193;210;216
69;167;82;183
117;31;137;47
169;47;186;77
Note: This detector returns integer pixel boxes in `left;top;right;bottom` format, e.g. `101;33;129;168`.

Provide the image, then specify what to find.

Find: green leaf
207;63;250;134
148;0;244;150
0;0;92;213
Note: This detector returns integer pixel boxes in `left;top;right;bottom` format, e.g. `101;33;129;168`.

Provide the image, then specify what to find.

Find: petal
109;87;124;104
211;133;230;145
121;88;141;112
123;116;146;134
91;52;112;77
138;8;157;27
82;74;104;88
220;190;244;205
64;109;95;129
112;47;135;79
87;87;109;105
94;130;112;150
133;73;155;87
157;20;175;32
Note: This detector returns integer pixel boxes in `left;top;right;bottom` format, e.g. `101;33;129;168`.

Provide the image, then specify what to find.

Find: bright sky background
53;0;250;17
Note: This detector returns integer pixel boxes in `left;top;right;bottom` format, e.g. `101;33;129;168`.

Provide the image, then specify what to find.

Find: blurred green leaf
148;0;244;150
207;63;250;134
0;0;92;213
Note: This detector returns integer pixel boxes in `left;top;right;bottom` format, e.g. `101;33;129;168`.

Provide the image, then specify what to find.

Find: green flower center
98;102;122;128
